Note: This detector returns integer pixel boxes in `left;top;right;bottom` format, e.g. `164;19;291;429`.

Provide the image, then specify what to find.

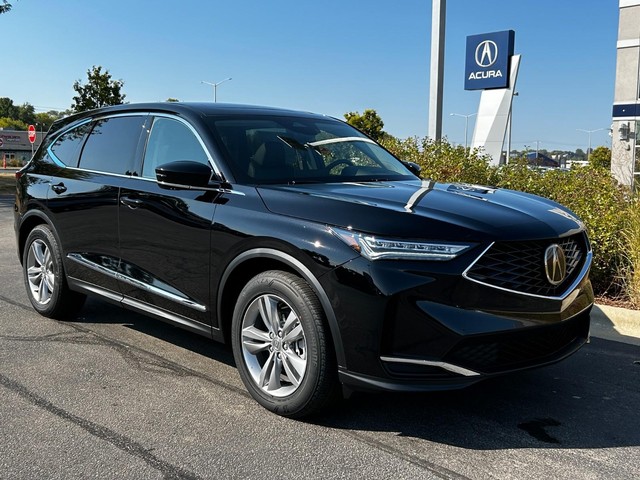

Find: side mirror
402;161;422;177
156;161;213;188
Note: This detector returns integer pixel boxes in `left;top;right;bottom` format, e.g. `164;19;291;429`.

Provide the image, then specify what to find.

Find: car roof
50;102;335;136
81;102;328;119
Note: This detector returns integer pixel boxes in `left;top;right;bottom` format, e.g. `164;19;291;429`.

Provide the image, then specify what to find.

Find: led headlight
330;227;472;261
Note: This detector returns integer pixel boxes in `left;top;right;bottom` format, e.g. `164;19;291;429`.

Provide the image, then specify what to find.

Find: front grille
465;233;588;297
444;312;590;374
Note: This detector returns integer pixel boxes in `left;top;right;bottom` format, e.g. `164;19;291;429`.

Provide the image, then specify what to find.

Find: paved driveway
1;195;639;479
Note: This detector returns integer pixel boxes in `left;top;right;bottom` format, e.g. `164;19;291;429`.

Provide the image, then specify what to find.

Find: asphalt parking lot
1;194;639;480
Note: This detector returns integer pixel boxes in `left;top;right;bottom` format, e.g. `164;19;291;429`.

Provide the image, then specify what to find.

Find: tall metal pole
577;128;606;163
428;0;446;140
201;78;232;102
450;113;476;150
506;110;512;163
506;92;518;164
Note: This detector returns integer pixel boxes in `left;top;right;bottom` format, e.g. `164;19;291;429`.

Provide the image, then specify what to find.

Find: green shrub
380;137;498;185
620;199;640;307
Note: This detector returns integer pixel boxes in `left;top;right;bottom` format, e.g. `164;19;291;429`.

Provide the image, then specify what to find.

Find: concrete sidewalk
591;304;640;346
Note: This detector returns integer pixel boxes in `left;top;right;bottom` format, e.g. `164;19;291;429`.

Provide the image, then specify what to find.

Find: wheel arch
17;210;57;265
217;248;346;368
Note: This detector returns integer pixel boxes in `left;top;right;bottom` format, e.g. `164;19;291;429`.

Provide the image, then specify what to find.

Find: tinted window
50;122;92;167
79;116;146;175
207;116;412;184
142;117;209;179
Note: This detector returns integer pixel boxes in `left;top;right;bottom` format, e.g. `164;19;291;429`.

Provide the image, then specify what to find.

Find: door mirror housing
156;161;213;188
402;161;422;177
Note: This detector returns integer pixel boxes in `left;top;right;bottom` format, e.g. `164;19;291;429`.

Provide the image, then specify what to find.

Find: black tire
231;270;339;418
22;224;86;319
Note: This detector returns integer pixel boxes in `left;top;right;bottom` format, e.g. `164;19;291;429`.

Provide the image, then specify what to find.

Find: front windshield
207;115;414;184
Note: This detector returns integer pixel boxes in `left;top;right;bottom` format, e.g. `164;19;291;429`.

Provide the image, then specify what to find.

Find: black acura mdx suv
15;103;594;417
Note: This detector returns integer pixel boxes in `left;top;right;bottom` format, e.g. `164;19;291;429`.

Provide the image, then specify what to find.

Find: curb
590;304;640;346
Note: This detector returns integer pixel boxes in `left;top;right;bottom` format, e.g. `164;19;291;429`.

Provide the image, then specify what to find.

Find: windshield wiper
277;136;309;151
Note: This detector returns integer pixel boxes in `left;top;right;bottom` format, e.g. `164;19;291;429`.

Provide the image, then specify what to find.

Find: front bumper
323;253;594;393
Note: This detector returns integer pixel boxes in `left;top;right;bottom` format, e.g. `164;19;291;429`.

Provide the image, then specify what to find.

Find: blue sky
2;0;618;151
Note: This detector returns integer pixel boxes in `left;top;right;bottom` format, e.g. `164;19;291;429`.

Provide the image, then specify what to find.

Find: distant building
525;152;559;168
0;129;44;166
612;0;640;187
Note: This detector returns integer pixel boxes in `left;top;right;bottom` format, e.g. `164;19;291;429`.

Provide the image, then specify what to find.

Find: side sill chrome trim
120;296;211;336
380;356;481;377
462;243;593;301
67;253;207;312
67;277;211;337
67;277;123;303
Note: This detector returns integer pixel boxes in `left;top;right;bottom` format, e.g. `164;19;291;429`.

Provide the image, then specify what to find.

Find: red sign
28;125;36;144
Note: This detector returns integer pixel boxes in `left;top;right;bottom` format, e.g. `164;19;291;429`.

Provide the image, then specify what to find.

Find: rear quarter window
79;115;146;175
49;122;92;167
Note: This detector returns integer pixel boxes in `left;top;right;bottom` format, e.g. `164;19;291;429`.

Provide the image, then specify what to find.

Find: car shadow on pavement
70;298;639;451
312;337;640;450
71;297;237;368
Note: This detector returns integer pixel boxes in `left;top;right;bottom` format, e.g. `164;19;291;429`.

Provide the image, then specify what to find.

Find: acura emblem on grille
544;244;567;286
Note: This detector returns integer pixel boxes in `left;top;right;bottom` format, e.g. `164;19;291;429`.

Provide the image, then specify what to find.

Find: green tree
344;109;385;141
0;97;18;119
166;98;179;102
71;66;126;113
0;117;27;130
589;146;611;169
16;102;36;125
0;1;12;14
34;111;62;131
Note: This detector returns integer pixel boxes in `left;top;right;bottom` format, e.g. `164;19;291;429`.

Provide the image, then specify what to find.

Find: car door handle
120;196;145;208
51;183;67;194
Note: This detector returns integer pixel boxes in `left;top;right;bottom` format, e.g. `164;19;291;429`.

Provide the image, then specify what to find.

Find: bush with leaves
380;136;498;185
620;199;640;307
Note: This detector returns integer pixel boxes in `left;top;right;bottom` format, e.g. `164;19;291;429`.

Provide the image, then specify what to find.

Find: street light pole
201;78;232;102
577;128;606;163
450;113;477;150
507;92;518;164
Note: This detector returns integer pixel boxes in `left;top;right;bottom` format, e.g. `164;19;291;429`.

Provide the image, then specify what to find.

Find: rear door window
79;115;146;175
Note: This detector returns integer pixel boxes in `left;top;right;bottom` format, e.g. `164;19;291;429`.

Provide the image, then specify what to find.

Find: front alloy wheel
232;270;338;417
241;293;308;397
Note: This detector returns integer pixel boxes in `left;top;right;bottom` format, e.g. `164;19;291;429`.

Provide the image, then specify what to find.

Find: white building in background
0;129;43;165
612;0;640;188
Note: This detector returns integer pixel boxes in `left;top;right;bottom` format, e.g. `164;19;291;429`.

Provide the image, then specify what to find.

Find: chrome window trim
462;242;593;301
47;111;225;180
152;178;246;196
380;356;481;377
147;113;223;179
47;118;93;167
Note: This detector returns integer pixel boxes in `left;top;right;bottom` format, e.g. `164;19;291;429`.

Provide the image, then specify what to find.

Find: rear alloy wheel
232;270;338;417
23;225;86;319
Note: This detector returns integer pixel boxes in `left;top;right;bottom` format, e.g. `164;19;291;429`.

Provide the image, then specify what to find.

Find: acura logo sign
544;244;567;286
465;30;513;90
475;40;498;68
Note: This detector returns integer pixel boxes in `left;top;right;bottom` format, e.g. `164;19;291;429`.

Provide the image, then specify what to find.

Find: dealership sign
465;30;514;90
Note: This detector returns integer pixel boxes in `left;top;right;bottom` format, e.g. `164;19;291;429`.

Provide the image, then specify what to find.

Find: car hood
256;180;585;242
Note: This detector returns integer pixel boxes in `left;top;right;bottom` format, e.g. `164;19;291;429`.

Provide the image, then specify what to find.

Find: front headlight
330;227;472;261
